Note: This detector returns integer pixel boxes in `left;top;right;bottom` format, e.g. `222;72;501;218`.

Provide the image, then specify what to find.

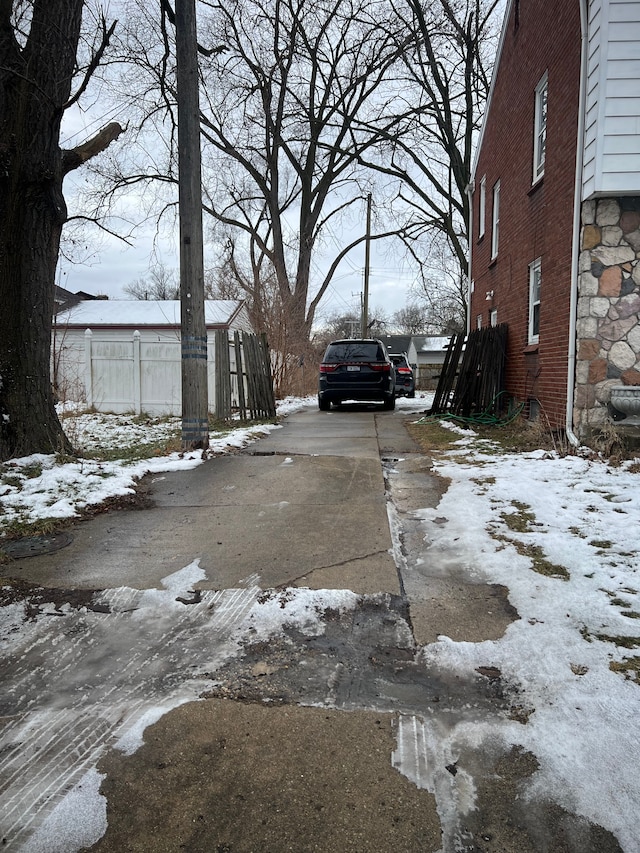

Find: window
528;258;541;343
491;180;500;259
490;308;498;327
533;74;548;183
476;314;483;330
478;176;486;239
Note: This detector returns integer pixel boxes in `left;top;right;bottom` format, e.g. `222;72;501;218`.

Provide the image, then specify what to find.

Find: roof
378;334;413;354
54;300;248;329
413;336;451;352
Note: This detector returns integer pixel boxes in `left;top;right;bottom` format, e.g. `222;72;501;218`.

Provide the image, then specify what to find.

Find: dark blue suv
318;339;396;410
389;353;416;398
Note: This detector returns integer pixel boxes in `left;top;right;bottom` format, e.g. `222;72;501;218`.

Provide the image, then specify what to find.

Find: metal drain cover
1;532;73;558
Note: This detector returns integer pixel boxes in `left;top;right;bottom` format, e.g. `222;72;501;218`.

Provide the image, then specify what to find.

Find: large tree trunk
0;1;119;461
0;154;71;459
0;0;85;460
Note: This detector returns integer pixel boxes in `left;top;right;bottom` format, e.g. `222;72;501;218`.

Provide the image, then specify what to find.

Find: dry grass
610;657;640;684
408;414;561;455
411;410;640;463
405;420;462;451
491;531;570;581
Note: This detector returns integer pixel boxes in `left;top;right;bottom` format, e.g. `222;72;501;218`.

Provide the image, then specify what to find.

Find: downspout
465;181;475;334
566;0;589;447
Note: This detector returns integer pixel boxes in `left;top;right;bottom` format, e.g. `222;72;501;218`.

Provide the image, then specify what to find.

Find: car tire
318;395;331;411
408;391;415;398
383;395;396;411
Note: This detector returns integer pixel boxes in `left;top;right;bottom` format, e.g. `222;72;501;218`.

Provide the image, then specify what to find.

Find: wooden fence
214;330;276;421
431;324;509;418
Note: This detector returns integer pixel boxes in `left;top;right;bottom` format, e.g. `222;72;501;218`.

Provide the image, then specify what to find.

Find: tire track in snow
0;565;259;849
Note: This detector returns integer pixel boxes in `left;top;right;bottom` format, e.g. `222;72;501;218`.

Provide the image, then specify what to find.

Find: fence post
234;331;247;420
133;330;141;415
84;328;93;409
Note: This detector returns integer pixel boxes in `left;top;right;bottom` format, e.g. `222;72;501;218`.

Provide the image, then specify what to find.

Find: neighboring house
412;336;452;388
54;286;103;314
53;300;253;415
469;0;640;440
379;334;452;388
378;335;418;364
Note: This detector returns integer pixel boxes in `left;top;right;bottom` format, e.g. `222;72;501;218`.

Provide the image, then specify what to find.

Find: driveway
0;403;623;852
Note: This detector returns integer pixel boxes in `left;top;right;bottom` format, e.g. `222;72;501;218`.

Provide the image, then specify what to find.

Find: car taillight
319;363;338;373
397;367;411;374
369;363;391;372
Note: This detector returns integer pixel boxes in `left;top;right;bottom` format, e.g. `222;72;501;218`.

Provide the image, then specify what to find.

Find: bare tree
93;0;415;358
391;302;430;335
316;310;363;343
410;231;468;334
124;263;179;299
0;0;122;460
354;0;502;313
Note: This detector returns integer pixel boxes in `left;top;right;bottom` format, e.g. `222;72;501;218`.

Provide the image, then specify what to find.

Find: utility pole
361;193;372;337
176;0;209;449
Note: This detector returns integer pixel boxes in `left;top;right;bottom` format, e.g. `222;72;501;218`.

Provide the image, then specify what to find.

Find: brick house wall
470;0;582;427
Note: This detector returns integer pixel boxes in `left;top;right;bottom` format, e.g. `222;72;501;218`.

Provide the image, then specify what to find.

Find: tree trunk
0;164;71;459
0;1;118;461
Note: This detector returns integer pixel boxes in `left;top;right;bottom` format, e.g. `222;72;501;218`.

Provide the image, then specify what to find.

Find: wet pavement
0;403;624;852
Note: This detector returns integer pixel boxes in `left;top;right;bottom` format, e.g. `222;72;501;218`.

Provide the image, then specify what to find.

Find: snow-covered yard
411;418;640;849
0;398;310;536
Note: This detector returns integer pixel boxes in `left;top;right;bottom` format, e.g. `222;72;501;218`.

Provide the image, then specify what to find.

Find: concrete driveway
6;407;402;594
0;402;623;852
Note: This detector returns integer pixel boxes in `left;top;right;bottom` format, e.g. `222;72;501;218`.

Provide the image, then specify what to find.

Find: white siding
582;0;603;198
582;0;640;198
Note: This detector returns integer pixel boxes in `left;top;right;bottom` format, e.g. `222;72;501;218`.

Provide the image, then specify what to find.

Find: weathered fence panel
214;330;276;420
429;325;509;419
451;324;508;418
430;334;465;415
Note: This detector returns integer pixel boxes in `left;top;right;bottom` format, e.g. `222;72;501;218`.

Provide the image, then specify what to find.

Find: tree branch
62;121;125;175
64;16;118;111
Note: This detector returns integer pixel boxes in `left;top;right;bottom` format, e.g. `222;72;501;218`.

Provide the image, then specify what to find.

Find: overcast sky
57;214;416;323
58;109;417;324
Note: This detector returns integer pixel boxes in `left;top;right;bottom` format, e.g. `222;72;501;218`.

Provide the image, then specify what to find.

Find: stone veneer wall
574;197;640;438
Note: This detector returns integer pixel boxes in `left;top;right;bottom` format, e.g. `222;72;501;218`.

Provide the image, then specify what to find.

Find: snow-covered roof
413;336;451;352
55;300;248;329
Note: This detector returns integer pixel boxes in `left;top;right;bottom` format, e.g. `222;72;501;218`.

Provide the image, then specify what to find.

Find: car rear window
390;355;408;367
323;342;383;362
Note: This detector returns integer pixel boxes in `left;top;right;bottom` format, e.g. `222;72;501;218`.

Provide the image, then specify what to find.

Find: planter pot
610;386;640;424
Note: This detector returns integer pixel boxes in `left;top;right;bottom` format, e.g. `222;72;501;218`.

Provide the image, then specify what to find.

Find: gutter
465;181;475;333
565;0;589;448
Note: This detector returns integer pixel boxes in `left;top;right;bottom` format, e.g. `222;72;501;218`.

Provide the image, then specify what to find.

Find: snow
0;405;293;532
54;299;245;328
2;394;640;850
19;769;107;853
411;427;640;850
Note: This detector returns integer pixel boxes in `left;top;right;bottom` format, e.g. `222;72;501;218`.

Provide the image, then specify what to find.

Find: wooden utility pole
176;0;209;449
361;193;372;338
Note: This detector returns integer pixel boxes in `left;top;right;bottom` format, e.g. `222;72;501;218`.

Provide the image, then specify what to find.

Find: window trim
478;175;486;239
491;180;500;260
528;258;542;344
533;73;548;184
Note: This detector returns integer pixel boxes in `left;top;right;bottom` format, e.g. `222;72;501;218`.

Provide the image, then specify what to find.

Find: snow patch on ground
19;768;107;853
